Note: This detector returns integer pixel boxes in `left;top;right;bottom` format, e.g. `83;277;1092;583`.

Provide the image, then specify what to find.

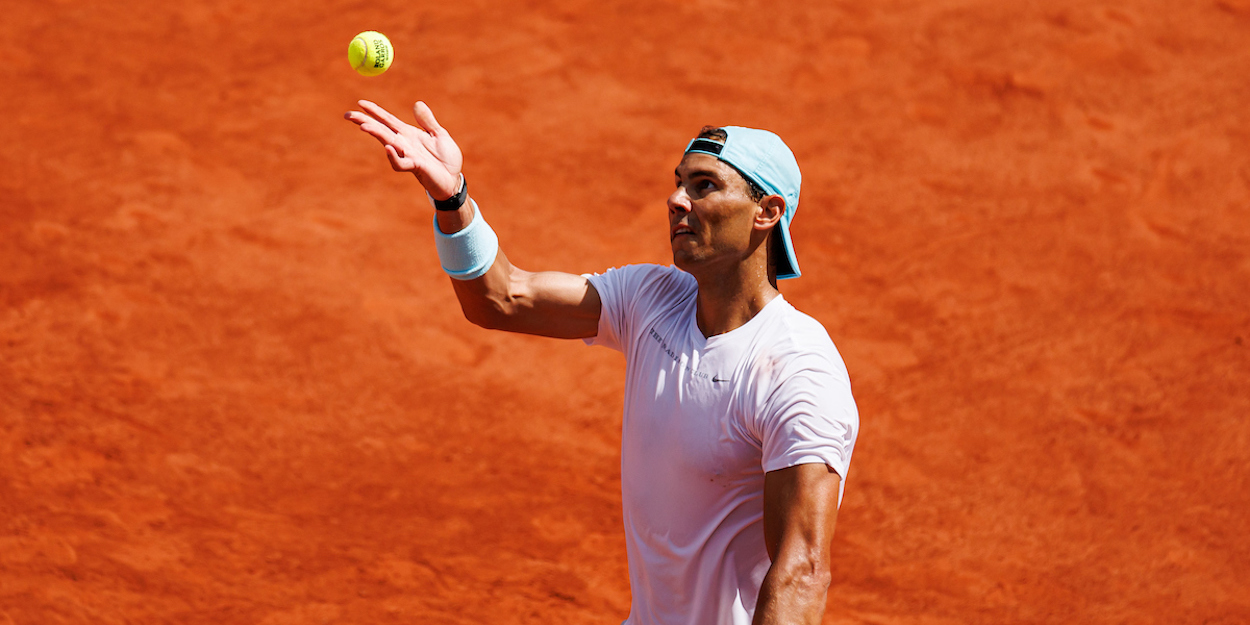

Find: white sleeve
756;351;859;506
582;264;671;354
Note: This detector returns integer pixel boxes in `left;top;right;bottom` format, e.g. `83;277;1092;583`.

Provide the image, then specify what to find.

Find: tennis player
346;99;859;625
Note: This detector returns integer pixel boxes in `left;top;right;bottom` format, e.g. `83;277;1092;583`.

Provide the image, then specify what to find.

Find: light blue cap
684;127;802;279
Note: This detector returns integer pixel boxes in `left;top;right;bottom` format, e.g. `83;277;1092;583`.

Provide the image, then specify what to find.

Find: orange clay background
2;1;1249;623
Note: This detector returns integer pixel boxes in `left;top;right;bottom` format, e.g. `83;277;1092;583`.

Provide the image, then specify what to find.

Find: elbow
797;564;833;595
460;299;511;330
773;553;833;597
459;284;523;331
809;566;833;593
453;267;529;331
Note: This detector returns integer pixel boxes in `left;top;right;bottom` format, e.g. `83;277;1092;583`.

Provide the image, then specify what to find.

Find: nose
667;186;691;214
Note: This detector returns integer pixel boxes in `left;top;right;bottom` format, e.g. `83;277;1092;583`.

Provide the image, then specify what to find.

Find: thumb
412;101;445;136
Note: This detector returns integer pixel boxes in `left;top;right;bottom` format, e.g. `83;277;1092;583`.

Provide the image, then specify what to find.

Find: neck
691;258;780;337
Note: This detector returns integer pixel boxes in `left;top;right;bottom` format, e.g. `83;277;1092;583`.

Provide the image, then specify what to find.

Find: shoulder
747;303;858;436
588;263;691;285
757;300;848;381
585;263;695;301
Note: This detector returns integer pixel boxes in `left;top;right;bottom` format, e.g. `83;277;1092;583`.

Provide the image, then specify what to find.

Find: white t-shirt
584;264;859;625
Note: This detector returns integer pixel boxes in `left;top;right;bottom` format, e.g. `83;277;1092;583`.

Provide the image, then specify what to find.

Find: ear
753;195;785;232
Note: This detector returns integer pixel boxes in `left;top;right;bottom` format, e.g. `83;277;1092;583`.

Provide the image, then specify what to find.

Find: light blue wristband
433;199;499;280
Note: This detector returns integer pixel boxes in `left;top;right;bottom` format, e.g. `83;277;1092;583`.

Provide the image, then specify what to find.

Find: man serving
345;100;859;625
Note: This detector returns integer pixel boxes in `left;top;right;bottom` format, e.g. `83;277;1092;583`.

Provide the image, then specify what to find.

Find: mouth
670;225;696;241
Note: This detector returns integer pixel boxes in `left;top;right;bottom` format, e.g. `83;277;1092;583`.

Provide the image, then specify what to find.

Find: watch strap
433;174;468;211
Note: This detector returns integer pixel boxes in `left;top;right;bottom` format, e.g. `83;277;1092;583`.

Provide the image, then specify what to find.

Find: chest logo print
647;327;720;383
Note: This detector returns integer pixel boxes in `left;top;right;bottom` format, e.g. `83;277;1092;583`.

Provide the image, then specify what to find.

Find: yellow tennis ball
348;31;393;77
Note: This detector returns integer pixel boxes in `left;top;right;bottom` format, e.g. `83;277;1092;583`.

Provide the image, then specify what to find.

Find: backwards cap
684;127;803;279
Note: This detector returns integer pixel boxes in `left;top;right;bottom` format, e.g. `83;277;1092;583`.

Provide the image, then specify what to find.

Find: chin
670;248;690;268
670;251;701;274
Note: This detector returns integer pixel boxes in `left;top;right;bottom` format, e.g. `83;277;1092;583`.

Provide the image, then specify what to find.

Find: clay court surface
2;1;1249;623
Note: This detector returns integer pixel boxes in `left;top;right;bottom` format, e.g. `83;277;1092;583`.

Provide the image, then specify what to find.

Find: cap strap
685;138;724;155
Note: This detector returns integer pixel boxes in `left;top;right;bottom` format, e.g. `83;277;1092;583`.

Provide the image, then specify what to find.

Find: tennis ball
348;31;393;77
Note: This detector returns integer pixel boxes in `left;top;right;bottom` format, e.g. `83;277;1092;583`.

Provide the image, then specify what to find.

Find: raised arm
345;100;601;339
754;463;842;625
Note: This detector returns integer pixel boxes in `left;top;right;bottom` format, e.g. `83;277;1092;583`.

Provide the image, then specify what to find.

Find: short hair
697;126;766;202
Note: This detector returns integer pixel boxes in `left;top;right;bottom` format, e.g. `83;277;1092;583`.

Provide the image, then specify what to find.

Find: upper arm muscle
762;463;842;566
508;267;603;338
450;249;602;339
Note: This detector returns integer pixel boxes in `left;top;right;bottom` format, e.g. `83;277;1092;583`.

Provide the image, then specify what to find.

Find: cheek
708;209;756;245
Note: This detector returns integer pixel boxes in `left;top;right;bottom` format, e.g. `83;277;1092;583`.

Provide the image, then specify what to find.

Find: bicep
510;267;603;339
450;248;602;339
762;463;842;565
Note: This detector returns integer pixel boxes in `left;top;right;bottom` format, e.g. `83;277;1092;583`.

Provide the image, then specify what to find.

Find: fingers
344;108;395;139
343;110;372;126
357;99;413;135
345;107;402;147
349;100;445;143
384;145;409;172
345;99;456;186
356;119;400;148
345;102;382;126
354;117;424;164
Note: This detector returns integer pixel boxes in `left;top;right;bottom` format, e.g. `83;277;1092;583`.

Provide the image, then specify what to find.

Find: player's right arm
344;100;601;339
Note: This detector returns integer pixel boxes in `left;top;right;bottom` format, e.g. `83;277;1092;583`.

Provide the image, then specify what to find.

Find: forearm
432;187;475;234
434;197;518;327
753;558;832;625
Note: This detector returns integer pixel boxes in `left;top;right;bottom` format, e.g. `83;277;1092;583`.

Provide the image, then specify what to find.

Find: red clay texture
2;1;1249;623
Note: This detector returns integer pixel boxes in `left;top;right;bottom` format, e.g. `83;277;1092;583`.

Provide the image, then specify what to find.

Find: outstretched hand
344;100;464;200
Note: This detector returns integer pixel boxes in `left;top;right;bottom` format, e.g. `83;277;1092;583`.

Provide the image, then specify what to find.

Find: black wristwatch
433;175;468;211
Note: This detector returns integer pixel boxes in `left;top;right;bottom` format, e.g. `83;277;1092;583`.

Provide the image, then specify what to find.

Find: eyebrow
675;167;723;180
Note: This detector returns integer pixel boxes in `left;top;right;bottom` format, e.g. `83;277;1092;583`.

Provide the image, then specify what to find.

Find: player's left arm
753;462;842;625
